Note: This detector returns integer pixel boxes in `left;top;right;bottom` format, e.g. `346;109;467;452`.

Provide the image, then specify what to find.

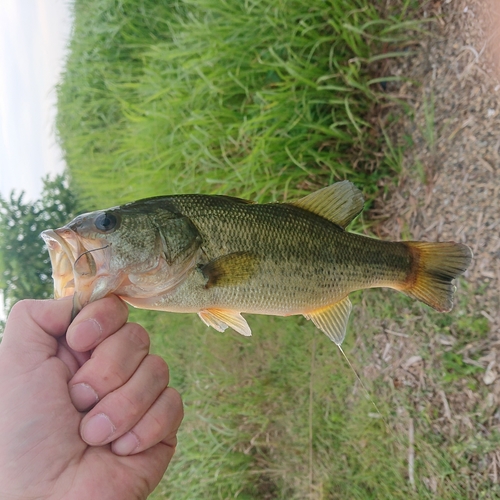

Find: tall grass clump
57;0;420;208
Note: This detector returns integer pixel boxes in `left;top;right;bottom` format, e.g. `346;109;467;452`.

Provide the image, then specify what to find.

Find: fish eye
95;212;119;232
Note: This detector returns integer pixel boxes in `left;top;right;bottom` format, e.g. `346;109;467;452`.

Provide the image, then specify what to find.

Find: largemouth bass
41;181;472;345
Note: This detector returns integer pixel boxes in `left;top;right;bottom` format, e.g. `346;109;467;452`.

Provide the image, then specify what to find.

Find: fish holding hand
41;181;472;345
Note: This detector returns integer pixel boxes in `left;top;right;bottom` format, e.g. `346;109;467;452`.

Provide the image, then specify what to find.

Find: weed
441;352;483;384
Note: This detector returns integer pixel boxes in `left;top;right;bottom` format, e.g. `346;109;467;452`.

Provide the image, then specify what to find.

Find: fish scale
162;199;406;312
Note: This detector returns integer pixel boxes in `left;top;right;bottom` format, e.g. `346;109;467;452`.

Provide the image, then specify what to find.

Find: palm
1;351;158;499
0;298;180;500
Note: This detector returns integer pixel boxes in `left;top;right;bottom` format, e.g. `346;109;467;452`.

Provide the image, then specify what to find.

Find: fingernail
112;431;140;456
70;383;99;412
73;318;102;350
81;413;116;445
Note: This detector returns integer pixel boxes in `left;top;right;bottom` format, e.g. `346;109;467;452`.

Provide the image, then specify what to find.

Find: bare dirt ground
376;0;499;328
361;0;500;495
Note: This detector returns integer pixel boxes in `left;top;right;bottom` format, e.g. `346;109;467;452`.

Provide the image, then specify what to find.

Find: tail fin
402;242;472;312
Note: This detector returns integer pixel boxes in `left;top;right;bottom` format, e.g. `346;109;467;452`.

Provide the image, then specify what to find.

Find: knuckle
147;355;170;384
9;299;55;331
100;294;129;315
168;389;184;424
148;410;166;438
82;296;128;329
9;299;36;318
115;390;142;420
99;363;128;389
170;388;184;412
125;323;150;351
102;297;129;325
163;435;178;448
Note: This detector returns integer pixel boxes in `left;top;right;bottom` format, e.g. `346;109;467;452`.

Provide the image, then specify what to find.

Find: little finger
111;387;183;456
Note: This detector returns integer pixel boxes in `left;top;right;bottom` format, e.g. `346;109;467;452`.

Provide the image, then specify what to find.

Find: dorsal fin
289;181;364;228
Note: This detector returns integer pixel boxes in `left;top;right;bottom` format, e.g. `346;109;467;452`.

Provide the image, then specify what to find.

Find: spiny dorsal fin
201;252;258;288
198;309;252;336
304;295;352;345
290;181;364;228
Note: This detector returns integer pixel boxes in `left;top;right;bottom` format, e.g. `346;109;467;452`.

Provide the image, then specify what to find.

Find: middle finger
69;322;150;411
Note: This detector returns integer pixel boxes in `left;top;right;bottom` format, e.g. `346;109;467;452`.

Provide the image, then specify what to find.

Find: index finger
66;295;129;352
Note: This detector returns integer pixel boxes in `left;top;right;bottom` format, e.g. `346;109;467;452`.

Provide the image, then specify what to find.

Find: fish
41;181;473;345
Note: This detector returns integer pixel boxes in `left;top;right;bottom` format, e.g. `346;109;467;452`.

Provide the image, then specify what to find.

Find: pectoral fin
304;296;352;345
201;252;258;288
198;308;252;336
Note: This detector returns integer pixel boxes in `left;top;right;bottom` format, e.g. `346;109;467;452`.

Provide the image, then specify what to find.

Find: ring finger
79;354;170;446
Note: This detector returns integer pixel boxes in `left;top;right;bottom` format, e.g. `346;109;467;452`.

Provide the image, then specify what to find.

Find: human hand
0;296;183;500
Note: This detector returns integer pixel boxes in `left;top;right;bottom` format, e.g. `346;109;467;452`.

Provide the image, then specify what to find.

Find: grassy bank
57;0;419;208
53;0;499;498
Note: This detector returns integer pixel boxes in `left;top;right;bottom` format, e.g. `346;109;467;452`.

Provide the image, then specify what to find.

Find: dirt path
377;0;499;334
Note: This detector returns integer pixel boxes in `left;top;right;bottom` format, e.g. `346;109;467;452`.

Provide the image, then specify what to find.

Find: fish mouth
41;227;116;314
42;228;81;299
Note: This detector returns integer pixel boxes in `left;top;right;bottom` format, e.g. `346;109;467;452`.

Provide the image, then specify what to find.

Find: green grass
133;306;408;500
57;0;422;209
127;288;492;499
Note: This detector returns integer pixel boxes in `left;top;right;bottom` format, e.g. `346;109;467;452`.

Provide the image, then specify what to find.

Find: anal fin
304;296;352;345
198;308;252;337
